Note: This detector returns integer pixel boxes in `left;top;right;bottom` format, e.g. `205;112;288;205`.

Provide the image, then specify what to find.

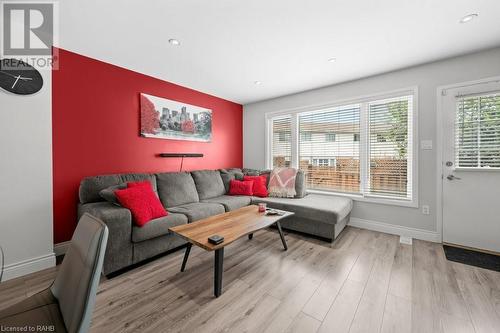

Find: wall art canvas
140;93;212;142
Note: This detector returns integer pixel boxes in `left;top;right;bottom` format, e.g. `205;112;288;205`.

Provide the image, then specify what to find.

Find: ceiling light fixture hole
460;13;478;23
169;38;181;46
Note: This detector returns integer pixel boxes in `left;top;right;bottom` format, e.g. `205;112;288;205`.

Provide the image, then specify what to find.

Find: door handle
446;174;461;180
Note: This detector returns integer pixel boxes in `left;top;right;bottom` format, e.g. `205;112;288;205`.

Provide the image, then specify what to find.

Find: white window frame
265;87;419;208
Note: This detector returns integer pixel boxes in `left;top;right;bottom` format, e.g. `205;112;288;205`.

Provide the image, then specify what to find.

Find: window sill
306;189;418;208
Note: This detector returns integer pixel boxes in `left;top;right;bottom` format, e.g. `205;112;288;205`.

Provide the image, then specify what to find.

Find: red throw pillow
243;175;268;197
114;186;167;227
229;179;254;196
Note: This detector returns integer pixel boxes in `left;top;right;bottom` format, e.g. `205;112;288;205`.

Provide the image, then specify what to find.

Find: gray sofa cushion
251;194;352;225
79;173;157;204
201;195;251;212
99;181;161;206
294;170;307;198
219;168;244;193
169;202;225;222
132;213;188;243
242;168;272;180
242;168;262;176
191;170;226;200
99;183;126;205
225;168;243;174
156;172;199;208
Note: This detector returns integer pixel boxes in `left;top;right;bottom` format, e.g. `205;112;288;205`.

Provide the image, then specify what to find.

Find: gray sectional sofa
78;168;353;275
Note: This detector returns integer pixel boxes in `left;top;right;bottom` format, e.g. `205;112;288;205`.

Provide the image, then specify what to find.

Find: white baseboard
2;253;56;282
349;217;441;243
54;241;71;256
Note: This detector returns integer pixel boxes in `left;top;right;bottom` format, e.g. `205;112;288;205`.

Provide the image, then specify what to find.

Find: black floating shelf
158;153;204;158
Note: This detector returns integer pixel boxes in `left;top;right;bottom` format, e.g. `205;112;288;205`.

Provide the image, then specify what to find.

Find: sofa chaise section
219;168;352;241
251;193;352;241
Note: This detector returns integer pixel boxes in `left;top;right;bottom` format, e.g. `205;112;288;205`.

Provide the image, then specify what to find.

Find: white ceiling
59;0;500;104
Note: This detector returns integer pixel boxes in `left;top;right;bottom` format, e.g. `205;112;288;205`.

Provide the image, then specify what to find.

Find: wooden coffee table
169;205;293;297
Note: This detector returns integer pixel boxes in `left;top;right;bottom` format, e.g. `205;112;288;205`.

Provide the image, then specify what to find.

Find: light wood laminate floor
1;227;500;333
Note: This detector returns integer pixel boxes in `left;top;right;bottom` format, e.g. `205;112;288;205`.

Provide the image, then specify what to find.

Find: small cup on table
258;203;267;212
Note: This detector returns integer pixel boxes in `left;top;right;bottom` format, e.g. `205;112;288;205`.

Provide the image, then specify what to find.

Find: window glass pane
299;104;361;193
271;116;292;167
456;93;500;168
367;95;412;199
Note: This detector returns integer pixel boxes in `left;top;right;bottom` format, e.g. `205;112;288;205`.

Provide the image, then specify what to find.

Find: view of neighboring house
271;98;410;196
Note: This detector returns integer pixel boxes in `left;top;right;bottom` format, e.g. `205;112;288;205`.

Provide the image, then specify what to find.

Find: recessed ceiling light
168;38;180;46
254;81;262;85
328;57;337;63
459;13;478;23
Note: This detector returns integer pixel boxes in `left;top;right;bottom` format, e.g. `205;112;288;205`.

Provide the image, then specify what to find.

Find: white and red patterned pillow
268;167;297;198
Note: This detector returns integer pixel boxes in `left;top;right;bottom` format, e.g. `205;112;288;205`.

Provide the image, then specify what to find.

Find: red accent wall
52;48;243;243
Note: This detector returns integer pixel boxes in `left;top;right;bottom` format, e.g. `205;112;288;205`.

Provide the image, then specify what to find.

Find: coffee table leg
248;233;253;240
214;248;224;297
181;243;192;272
276;221;288;251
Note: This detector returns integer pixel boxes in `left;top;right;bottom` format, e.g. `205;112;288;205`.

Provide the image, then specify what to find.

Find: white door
442;80;500;253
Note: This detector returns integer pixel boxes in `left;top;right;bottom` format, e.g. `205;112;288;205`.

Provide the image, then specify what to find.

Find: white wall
0;68;54;281
244;47;500;238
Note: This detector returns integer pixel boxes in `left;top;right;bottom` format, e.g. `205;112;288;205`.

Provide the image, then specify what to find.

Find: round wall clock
0;58;44;95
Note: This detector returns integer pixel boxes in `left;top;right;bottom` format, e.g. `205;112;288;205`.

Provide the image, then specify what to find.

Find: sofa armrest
78;202;133;275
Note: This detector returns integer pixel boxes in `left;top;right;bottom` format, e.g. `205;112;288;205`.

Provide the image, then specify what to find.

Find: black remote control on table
208;235;224;245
